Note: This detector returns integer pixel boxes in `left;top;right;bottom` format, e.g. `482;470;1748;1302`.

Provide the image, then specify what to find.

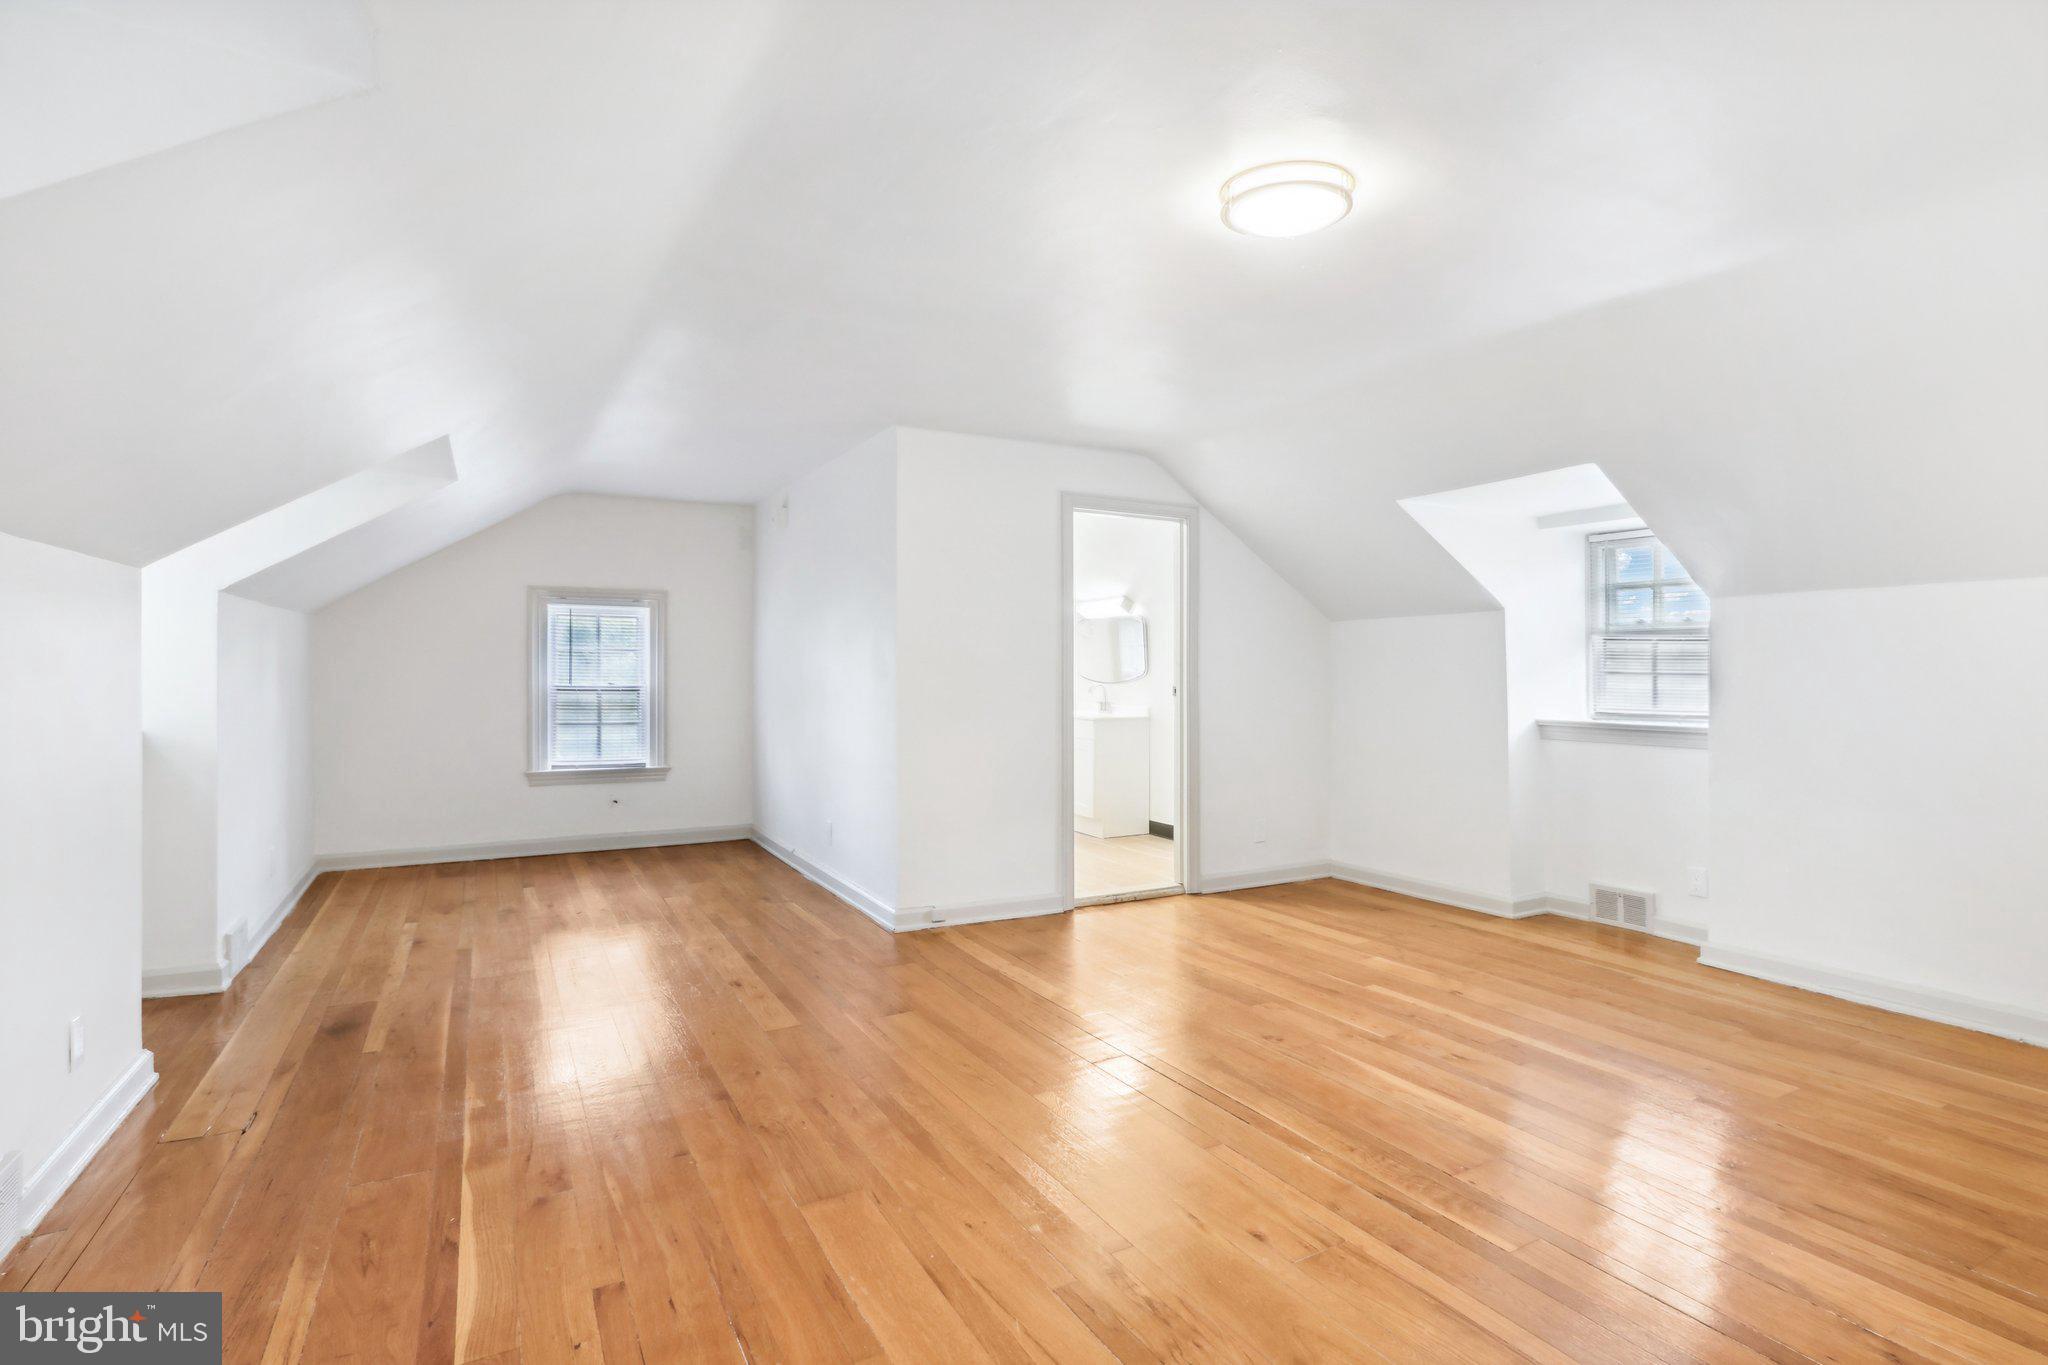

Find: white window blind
529;591;664;775
1588;531;1709;719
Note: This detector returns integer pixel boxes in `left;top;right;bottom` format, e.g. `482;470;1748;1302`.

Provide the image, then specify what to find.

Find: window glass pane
1656;671;1709;713
1608;587;1655;626
1655;638;1709;673
1599;670;1654;712
1599;637;1655;672
1658;584;1711;626
596;617;642;685
549;686;648;765
553;689;599;725
1607;544;1654;584
553;723;600;762
542;598;655;767
570;612;599;683
1591;534;1711;717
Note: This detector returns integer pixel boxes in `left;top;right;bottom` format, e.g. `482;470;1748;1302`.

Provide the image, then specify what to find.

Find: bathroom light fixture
1075;595;1134;620
1219;160;1355;238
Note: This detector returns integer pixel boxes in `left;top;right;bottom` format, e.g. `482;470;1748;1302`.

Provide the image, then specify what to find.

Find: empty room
3;2;2046;1362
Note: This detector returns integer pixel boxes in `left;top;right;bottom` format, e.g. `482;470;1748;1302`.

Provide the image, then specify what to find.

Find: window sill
1535;719;1708;749
526;765;671;786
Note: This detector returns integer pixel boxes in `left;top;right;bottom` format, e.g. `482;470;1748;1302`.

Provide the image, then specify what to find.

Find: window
528;589;667;782
1587;530;1709;720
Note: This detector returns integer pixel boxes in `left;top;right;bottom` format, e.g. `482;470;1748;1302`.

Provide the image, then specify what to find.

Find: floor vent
0;1149;22;1248
1590;883;1654;932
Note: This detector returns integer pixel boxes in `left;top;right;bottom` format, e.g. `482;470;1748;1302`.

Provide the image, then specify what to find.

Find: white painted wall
216;594;313;956
1195;512;1330;882
0;532;145;1233
1710;580;2048;1024
1328;613;1513;901
313;494;753;859
141;438;455;983
891;428;1329;913
753;433;902;911
1541;740;1710;930
1073;511;1180;828
140;571;222;977
893;431;1186;911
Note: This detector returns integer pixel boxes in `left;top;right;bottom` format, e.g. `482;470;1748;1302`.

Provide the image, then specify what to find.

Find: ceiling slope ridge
154;434;455;593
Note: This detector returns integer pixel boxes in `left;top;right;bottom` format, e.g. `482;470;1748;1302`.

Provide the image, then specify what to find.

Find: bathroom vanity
1074;710;1150;838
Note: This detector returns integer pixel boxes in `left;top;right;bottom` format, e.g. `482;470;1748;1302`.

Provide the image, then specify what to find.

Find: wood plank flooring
1075;831;1178;900
8;840;2048;1363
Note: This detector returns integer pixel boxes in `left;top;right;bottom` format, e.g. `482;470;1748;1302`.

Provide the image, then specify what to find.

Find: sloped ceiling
2;0;2042;614
0;0;375;201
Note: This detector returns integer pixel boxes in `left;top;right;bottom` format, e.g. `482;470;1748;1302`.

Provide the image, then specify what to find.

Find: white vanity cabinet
1074;713;1150;838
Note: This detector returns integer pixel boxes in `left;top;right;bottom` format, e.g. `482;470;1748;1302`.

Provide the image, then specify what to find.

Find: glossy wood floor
8;842;2048;1364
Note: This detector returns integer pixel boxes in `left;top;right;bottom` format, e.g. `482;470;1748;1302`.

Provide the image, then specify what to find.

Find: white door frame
1058;493;1199;909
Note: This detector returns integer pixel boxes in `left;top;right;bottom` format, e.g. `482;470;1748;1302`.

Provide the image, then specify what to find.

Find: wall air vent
1590;883;1654;932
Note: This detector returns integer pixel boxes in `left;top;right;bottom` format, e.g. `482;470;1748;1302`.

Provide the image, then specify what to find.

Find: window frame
1586;530;1709;722
526;586;670;784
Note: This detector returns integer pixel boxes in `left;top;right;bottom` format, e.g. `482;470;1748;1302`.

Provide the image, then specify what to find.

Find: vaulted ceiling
3;0;2042;615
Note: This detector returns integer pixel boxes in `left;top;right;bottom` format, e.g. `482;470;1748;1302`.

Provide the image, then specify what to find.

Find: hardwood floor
8;841;2048;1363
1075;831;1177;900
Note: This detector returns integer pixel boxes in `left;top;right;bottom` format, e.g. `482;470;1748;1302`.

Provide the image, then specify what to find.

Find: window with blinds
529;590;665;776
1587;531;1709;719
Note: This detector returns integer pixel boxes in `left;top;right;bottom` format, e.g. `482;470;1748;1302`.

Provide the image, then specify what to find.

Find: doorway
1061;497;1194;906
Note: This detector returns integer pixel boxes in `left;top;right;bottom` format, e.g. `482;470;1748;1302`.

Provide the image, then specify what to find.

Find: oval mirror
1076;613;1147;684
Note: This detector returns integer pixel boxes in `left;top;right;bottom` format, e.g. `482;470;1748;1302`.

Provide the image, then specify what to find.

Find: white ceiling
0;0;374;200
3;0;2043;614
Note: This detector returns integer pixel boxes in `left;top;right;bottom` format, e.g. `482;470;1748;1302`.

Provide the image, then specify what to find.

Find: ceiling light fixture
1219;160;1355;238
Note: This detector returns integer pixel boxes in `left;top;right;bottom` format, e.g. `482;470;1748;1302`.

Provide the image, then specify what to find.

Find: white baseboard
16;1050;157;1250
1196;862;1331;894
925;895;1064;928
1652;916;1708;945
1700;945;2048;1048
750;840;1070;933
141;961;230;999
1540;894;1708;945
748;833;908;932
1328;863;1547;919
316;823;754;873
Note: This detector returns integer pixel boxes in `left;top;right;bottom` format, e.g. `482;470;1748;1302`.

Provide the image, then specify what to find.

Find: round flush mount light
1219;160;1355;238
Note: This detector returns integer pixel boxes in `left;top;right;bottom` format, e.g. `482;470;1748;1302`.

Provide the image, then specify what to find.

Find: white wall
1073;511;1180;827
1195;512;1330;881
1710;579;2048;1029
1541;740;1710;930
140;571;221;977
893;431;1187;911
140;437;455;983
313;494;754;859
1329;612;1514;901
891;428;1329;914
0;531;145;1241
216;593;313;957
753;433;902;911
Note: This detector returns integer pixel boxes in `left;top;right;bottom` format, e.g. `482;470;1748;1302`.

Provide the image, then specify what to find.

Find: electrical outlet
826;819;835;845
1687;866;1709;898
1252;824;1268;846
68;1016;85;1072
